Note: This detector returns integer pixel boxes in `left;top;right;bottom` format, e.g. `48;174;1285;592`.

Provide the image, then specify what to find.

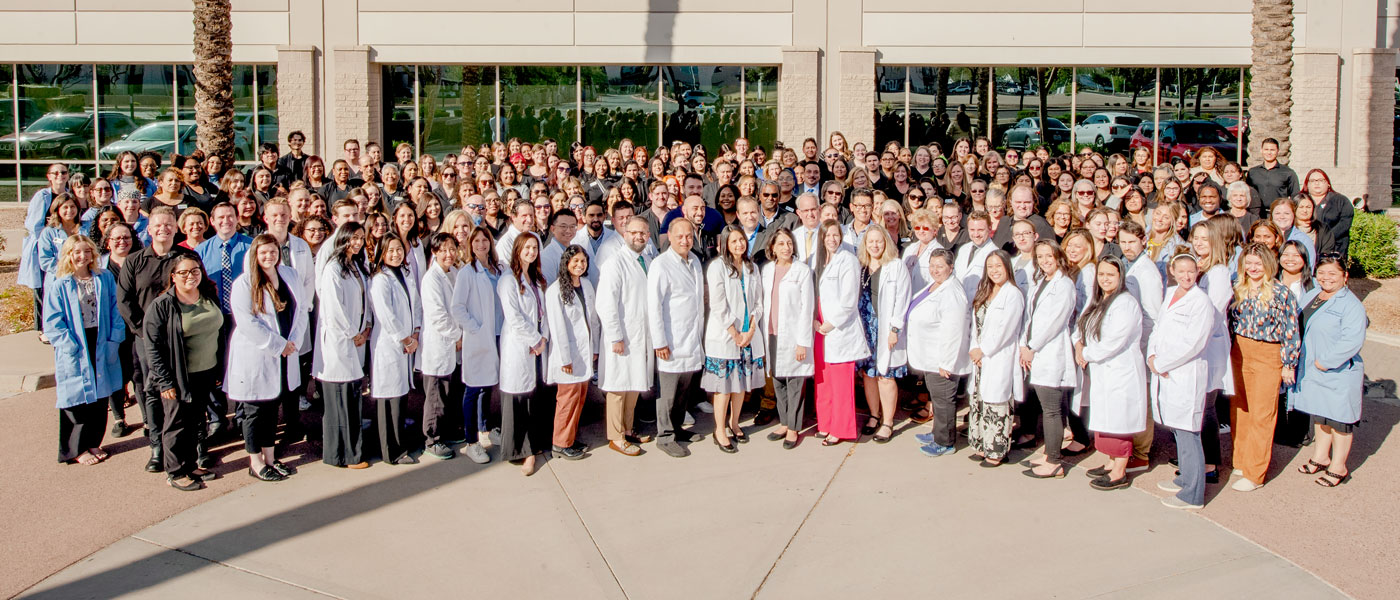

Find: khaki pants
1230;336;1282;485
605;391;639;441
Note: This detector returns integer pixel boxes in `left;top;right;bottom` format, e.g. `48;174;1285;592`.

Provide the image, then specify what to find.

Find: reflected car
1213;115;1245;137
1003;117;1070;149
947;80;974;95
234;111;279;148
0;111;137;159
1073;112;1142;149
1128;119;1237;162
98;121;249;161
679;89;719;108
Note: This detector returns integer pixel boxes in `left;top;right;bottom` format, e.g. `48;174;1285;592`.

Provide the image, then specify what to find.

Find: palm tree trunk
1248;0;1294;165
193;0;234;162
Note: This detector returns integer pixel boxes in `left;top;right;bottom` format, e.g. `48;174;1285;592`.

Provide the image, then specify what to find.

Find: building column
779;47;820;147
837;47;876;149
1288;49;1341;178
331;46;382;151
1347;48;1397;210
276;45;319;156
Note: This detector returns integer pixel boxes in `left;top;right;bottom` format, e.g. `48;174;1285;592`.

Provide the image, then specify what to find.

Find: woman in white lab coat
1148;251;1215;508
1072;255;1146;491
226;235;307;481
1020;240;1086;479
1189;221;1232;480
855;226;911;443
419;233;466;461
905;248;969;457
901;208;942;292
966;250;1025;466
814;219;868;445
759;229;814;449
497;233;550;476
595;217;653;456
545;245;600;460
368;234;422;465
701;226;766;453
315;222;373;469
1061;229;1097;317
450;225;501;462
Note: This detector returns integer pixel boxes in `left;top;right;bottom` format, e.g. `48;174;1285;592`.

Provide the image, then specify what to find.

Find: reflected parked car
1073;112;1142;149
234;111;278;148
0;111;138;159
1128;119;1237;162
1213;115;1246;137
1003;117;1070;149
98;121;249;161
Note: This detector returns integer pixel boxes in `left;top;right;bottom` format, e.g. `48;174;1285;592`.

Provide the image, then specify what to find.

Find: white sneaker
477;430;493;448
1232;469;1244;477
488;428;501;446
683;411;695;427
1157;480;1182;493
1231;477;1261;492
1161;495;1203;510
696;401;714;414
464;443;490;464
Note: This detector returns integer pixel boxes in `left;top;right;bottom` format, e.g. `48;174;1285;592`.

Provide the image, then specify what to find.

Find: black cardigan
143;290;224;402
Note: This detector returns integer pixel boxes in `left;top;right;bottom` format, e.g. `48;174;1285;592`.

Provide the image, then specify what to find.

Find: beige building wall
0;0;1394;204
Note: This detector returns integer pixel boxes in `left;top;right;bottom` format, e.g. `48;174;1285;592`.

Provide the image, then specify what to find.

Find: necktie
219;243;233;312
804;231;815;258
637;254;647;273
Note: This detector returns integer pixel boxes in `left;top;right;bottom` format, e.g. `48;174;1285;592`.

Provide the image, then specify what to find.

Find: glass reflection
661;65;740;151
582;66;657;151
421;65;496;157
743;66;778;154
500;66;577;147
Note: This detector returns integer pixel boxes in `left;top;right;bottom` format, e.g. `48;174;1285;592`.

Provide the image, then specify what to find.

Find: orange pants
1230;336;1282;484
552;382;589;448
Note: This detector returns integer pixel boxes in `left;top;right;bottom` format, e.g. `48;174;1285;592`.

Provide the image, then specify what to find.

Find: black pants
297;351;320;444
655;370;698;443
240;399;281;453
134;338;164;448
206;318;233;429
1033;385;1074;464
501;389;550;462
31;286;43;332
376;395;408;463
59;401;108;462
321;379;365;466
923;370;960;448
1202;389;1223;466
108;336;135;422
422;374;452;446
162;369;216;477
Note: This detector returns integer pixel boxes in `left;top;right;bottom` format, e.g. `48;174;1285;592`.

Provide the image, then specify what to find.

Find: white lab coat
954;240;996;300
224;266;308;400
540;239;569;285
1124;253;1164;354
1076;295;1147;434
901;239;942;292
1147;285;1214;431
703;259;766;361
791;225;823;269
368;267;421;398
313;261;373;383
646;249;705;373
759;261;815;378
494;226;538;265
451;262;500;388
596;248;653;392
868;259;912;374
905;277;971;376
1199;264;1235;394
245;234;316;355
1012;254;1036;296
1022;272;1077;388
419;261;461;378
570;227;619;287
817;250;870;364
544;278;600;385
970;283;1025;404
497;273;548;395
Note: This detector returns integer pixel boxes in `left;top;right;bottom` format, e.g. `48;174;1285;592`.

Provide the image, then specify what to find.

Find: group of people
22;126;1368;507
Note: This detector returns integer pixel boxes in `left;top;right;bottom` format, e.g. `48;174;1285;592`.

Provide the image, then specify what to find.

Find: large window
876;65;1248;165
0;63;275;202
384;64;779;157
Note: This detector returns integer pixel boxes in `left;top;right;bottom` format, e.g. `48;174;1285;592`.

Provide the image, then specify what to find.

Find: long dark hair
466;225;501;276
107;151;150;196
972;250;1014;310
1077;256;1127;342
557;245;589;305
509;232;545;293
813;219;843;278
248;234;288;316
1277;239;1314;292
716;225;755;278
331;221;368;278
372;234;408;277
1031;239;1069;282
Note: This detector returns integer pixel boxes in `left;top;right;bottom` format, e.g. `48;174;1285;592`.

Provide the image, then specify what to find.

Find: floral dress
857;266;908;379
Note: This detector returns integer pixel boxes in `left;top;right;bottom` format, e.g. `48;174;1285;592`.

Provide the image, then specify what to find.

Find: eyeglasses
92;186;112;193
466;204;484;211
534;204;551;210
569;203;585;211
824;190;842;196
50;170;69;176
1075;190;1095;196
761;192;778;198
172;267;203;278
970;188;986;194
851;203;873;209
912;225;932;232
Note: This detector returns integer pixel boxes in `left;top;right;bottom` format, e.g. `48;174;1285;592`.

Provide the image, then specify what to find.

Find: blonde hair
53;235;101;279
879;198;907;239
1233;243;1279;305
856;224;897;267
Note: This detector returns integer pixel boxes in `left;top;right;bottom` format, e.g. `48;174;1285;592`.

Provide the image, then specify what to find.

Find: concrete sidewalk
19;416;1348;600
0;330;58;396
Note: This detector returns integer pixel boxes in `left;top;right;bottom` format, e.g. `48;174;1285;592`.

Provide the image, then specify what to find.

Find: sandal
822;436;843;447
909;405;934;424
873;424;894;444
861;417;880;436
1315;470;1350;487
75;452;100;466
1297;459;1329;475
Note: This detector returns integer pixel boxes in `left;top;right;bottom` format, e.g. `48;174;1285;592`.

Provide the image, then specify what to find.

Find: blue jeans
461;385;490;444
1172;427;1206;506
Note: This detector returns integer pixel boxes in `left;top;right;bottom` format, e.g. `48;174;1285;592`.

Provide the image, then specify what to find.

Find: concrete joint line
749;442;857;599
129;535;348;599
546;463;630;599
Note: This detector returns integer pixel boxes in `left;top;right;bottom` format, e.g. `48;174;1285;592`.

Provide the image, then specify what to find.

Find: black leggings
162;369;216;477
1032;385;1089;464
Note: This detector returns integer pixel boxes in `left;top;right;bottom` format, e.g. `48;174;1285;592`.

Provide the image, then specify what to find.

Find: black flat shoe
271;461;295;477
1022;464;1067;479
248;466;286;482
783;437;799;450
873;424;893;444
712;433;737;454
1090;474;1131;490
861;417;879;436
189;469;218;482
1085;465;1110;479
167;475;203;491
766;430;786;442
729;428;749;444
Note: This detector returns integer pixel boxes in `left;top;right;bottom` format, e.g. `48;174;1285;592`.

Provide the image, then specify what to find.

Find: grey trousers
772;376;807;431
924;370;960;448
1171;427;1206;506
655;370;698;442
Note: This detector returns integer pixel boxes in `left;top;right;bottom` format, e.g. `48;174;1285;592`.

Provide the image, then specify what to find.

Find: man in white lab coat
596;216;656;456
1119;220;1164;473
646;218;706;458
